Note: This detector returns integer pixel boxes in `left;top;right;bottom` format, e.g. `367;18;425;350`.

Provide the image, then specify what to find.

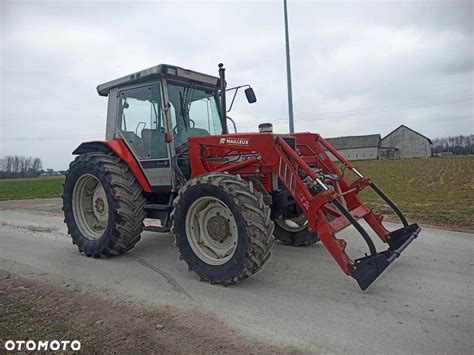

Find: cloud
1;0;472;169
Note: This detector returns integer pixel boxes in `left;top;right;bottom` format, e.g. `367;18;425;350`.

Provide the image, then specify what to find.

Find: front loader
63;63;420;290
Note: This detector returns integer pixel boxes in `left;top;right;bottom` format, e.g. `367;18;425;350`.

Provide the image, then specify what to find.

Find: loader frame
188;131;421;289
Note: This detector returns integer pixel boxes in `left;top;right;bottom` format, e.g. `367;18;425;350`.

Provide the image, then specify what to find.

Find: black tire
62;152;146;258
273;219;320;246
171;173;274;285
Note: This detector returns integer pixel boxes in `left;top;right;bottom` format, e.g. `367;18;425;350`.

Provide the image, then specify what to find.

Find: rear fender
73;140;152;192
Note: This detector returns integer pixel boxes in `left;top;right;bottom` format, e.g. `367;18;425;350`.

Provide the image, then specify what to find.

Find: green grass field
351;156;474;231
0;156;472;231
0;176;65;200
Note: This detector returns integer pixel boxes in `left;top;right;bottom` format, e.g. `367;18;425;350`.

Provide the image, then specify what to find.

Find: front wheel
273;214;320;246
172;173;274;285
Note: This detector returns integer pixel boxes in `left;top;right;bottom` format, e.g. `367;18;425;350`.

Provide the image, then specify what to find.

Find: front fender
73;140;152;193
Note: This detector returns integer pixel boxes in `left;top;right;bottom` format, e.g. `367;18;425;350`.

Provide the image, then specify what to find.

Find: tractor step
144;202;173;232
145;204;173;211
350;223;421;290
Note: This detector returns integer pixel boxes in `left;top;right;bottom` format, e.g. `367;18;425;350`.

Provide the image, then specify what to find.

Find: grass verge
0;156;472;231
351;156;474;232
0;176;65;200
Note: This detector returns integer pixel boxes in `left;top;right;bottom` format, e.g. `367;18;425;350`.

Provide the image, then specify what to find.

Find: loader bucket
351;223;420;290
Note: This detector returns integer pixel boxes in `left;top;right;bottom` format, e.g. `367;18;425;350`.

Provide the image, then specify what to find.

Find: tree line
0;155;43;179
432;135;474;155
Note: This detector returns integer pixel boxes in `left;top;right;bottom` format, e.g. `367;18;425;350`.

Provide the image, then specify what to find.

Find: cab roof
96;64;220;96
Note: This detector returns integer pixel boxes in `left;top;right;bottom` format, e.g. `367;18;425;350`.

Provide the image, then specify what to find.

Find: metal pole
284;0;294;133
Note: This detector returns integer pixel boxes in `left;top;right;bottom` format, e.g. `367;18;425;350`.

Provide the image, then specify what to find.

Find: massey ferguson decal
219;137;249;146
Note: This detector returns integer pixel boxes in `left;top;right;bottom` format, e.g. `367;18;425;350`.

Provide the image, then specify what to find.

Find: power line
293;95;472;120
239;95;473;127
1;95;472;141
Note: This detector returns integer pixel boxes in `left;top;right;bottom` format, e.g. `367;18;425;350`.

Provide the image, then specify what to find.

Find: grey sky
1;0;473;170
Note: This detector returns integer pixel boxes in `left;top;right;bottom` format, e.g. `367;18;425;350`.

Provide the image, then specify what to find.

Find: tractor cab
96;64;255;190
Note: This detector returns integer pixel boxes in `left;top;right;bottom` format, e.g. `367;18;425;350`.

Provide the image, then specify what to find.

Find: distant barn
326;125;432;161
381;125;432;159
326;134;381;161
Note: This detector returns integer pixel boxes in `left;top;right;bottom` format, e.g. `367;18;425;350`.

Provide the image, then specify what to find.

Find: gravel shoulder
0;270;298;354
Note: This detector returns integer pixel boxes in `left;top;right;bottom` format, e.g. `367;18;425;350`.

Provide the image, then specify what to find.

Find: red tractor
63;63;420;290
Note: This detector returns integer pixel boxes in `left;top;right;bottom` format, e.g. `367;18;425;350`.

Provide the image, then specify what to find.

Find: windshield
167;82;223;147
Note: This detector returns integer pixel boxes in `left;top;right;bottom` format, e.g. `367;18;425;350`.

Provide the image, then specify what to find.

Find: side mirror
244;87;257;104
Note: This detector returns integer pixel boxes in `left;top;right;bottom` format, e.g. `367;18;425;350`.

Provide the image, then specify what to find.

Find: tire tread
63;152;146;257
171;172;274;285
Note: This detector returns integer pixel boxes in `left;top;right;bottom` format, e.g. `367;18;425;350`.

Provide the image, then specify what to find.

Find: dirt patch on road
0;270;300;354
0;198;63;216
0;222;55;234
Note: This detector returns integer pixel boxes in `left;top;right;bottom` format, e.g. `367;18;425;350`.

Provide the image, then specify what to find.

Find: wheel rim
275;214;308;233
72;174;109;240
185;196;238;266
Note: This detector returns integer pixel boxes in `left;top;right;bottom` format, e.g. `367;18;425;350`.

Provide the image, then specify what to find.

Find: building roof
96;64;220;96
325;125;431;151
325;134;381;150
382;124;432;144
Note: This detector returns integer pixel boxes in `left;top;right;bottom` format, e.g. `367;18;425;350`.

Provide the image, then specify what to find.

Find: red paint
80;139;152;193
187;132;392;277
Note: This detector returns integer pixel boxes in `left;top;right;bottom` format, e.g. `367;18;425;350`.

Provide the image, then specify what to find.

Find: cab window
119;84;167;159
167;83;223;148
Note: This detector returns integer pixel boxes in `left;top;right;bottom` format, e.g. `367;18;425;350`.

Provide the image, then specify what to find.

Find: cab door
117;83;172;190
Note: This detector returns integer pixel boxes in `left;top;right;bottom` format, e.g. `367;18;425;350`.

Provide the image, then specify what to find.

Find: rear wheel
172;173;274;285
273;214;320;246
63;152;146;257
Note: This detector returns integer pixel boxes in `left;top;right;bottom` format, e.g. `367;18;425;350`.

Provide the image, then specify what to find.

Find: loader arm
188;132;421;290
267;134;420;289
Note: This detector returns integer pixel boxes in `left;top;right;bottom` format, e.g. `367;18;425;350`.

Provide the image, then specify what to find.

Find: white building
326;134;381;161
326;125;432;161
381;125;432;158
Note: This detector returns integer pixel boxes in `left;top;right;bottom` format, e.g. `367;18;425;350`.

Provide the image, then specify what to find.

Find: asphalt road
0;198;472;353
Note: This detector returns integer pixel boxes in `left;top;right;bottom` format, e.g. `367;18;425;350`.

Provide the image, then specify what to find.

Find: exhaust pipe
218;63;228;133
259;123;273;133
